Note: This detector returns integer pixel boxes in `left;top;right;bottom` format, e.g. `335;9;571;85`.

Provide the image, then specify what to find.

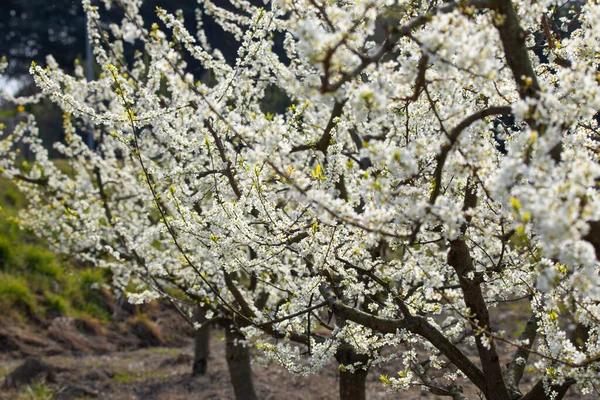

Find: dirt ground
1;336;595;400
0;305;595;399
0;330;401;400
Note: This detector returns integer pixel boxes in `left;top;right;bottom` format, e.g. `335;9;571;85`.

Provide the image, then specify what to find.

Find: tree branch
14;174;49;186
504;314;538;399
429;106;512;206
205;119;242;199
315;100;346;154
447;183;511;400
323;293;488;393
492;0;540;100
321;0;495;93
520;378;575;400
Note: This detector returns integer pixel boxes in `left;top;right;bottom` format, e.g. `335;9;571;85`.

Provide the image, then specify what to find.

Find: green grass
111;370;141;384
138;347;181;356
24;247;63;278
0;274;36;316
0;176;112;323
0;108;18;118
17;383;54;400
43;292;69;315
111;368;170;385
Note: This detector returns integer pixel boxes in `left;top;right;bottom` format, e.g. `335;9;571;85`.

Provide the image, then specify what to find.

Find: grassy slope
0;175;111;324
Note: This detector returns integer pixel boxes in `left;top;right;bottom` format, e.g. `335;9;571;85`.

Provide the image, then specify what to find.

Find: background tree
0;0;284;157
0;0;85;79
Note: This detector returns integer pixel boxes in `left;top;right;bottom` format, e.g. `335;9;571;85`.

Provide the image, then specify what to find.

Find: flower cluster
2;0;600;398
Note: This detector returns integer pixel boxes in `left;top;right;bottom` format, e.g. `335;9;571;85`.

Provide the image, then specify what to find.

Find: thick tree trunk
339;367;367;400
335;347;369;400
225;322;257;400
192;306;211;376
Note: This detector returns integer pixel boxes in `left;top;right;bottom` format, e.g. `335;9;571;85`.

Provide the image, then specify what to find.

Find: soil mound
3;357;55;388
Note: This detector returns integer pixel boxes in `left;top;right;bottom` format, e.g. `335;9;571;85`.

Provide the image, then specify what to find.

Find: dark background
0;0;285;155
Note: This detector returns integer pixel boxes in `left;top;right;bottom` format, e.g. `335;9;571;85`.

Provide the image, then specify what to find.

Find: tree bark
520;378;575;400
192;305;211;376
225;322;257;400
328;298;487;393
335;347;369;400
504;315;538;399
447;183;510;400
448;239;510;400
583;220;600;260
339;368;367;400
493;0;540;100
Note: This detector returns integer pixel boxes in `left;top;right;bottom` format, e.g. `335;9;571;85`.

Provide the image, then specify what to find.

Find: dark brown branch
308;0;335;32
317;281;486;393
396;54;429;102
286;231;309;245
257;300;327;328
412;359;466;399
520;378;575;400
494;1;598;260
327;299;488;394
493;0;540;100
224;272;257;320
540;15;571;68
447;184;511;400
290;100;346;154
14;174;49;186
315;100;346;153
429;106;512;206
224;271;321;347
504;314;538;399
205;120;242;199
321;0;494;93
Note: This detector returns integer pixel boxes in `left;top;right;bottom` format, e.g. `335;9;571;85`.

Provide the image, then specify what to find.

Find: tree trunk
339;367;367;400
225;322;257;400
192;306;211;376
336;347;369;400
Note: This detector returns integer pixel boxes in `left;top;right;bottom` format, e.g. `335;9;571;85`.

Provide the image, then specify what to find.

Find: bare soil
0;304;594;399
0;332;397;400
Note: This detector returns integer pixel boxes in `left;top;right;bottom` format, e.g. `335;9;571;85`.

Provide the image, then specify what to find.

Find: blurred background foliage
0;0;289;158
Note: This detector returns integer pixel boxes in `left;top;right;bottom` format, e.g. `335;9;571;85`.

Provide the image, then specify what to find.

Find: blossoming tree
2;0;600;399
